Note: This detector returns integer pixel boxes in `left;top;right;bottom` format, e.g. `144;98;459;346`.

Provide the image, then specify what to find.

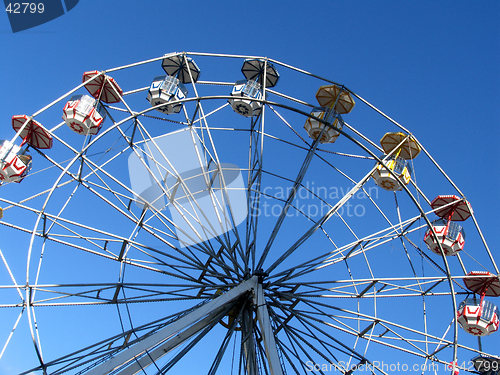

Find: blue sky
1;0;498;221
0;0;499;373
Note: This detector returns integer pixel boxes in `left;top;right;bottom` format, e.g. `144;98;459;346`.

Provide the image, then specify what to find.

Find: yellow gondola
372;132;420;191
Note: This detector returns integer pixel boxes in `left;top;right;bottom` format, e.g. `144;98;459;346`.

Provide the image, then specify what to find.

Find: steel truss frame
0;52;497;375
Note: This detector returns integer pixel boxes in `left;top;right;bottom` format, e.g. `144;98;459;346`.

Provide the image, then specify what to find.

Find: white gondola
304;108;342;144
147;75;188;114
424;218;465;256
457;299;499;336
0;140;32;184
228;79;263;117
229;59;279;117
62;95;106;135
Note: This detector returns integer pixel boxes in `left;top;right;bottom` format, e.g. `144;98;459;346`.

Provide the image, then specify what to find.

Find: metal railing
430;219;466;240
243;79;261;98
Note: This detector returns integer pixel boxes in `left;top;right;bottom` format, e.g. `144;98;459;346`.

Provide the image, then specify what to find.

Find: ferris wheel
0;52;498;374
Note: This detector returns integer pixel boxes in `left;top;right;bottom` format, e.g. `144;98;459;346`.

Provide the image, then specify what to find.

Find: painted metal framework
0;52;498;374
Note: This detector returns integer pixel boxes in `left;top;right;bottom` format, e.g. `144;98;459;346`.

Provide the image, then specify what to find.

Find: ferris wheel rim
0;51;496;374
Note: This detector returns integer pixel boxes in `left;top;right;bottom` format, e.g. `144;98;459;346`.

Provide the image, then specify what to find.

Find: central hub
254;268;269;284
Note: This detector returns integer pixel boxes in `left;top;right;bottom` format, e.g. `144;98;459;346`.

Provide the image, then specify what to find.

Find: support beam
112;284;122;303
428;342;450;358
114;308;229;375
240;307;258;375
358;320;379;338
357;280;378;298
422;278;444;295
254;284;284;375
86;277;258;375
345;239;371;259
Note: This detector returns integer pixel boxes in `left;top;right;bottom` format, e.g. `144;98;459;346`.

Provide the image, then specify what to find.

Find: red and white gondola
62;94;106;135
424;195;472;256
0;140;32;184
457;272;500;336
